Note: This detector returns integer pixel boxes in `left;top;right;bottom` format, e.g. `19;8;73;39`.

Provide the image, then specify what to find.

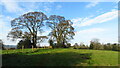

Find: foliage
89;39;119;51
0;39;4;50
7;12;48;48
73;43;79;49
48;39;54;48
73;42;89;49
79;43;89;49
65;43;71;48
103;43;119;51
47;15;75;48
17;39;32;49
89;38;103;50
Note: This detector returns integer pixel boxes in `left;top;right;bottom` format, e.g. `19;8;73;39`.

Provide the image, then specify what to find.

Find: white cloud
71;28;106;45
72;17;90;27
1;0;24;13
72;10;118;27
56;5;62;10
0;0;54;14
0;14;19;45
76;28;106;34
86;2;98;8
81;10;117;26
71;27;117;45
44;6;51;12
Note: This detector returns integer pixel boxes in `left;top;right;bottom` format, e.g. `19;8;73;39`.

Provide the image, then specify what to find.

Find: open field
1;48;119;66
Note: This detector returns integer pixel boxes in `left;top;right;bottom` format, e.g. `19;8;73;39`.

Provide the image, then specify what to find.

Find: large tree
7;12;48;48
47;15;75;47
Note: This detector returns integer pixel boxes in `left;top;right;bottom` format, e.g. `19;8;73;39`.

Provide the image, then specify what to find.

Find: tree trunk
32;36;36;48
34;35;37;48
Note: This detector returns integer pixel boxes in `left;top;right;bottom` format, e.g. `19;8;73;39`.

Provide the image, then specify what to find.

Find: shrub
73;43;79;49
48;39;54;48
17;39;32;49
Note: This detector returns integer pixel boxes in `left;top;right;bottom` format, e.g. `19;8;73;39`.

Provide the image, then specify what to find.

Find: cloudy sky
0;0;118;46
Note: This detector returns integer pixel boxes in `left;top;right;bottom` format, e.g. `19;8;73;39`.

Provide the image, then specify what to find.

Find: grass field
1;48;119;66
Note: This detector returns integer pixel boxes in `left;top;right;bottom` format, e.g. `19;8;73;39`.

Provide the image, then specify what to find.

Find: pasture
1;48;119;66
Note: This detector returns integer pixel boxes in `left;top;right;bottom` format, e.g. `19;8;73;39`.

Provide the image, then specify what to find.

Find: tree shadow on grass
2;51;92;66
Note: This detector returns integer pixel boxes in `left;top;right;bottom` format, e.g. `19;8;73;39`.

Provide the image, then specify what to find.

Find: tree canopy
47;15;75;48
7;12;75;48
7;12;48;48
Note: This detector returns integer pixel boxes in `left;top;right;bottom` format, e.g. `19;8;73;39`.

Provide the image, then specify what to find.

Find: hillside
2;48;119;66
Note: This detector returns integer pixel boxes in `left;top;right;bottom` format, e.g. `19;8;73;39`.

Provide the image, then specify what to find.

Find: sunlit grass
2;48;119;66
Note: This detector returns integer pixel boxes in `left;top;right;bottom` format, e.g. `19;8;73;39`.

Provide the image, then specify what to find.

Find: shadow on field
2;51;92;66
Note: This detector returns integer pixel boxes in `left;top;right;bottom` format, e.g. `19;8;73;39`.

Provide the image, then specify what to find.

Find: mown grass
2;48;119;66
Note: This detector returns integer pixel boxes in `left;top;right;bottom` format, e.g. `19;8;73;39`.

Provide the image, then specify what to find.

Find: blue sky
0;0;118;46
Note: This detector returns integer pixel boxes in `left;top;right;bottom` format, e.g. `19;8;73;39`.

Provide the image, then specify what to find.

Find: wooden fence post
32;45;33;51
44;46;45;49
22;45;24;53
6;48;8;54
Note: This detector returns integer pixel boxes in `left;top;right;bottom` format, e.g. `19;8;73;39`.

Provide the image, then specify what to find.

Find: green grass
2;48;119;66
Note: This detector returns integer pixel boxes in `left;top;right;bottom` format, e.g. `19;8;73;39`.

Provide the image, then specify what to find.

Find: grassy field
1;48;119;66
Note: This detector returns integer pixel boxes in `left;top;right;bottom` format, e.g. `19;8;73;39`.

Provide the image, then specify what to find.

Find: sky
0;0;119;46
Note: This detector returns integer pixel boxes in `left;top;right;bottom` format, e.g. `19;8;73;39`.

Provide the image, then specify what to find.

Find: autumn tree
7;12;48;48
47;15;75;48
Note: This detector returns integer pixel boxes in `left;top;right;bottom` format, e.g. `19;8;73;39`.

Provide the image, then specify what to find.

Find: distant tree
73;43;79;49
112;43;118;51
7;12;48;48
66;43;71;48
0;39;4;50
89;38;102;50
79;42;88;49
47;15;75;48
106;43;112;50
89;41;94;49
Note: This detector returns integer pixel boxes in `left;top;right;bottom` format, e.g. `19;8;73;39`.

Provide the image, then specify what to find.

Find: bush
17;39;32;49
89;39;103;50
65;43;71;48
111;43;119;51
48;39;54;48
73;43;79;49
79;42;88;49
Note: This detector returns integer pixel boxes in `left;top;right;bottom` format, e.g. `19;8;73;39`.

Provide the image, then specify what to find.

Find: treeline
48;39;71;48
73;39;120;51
